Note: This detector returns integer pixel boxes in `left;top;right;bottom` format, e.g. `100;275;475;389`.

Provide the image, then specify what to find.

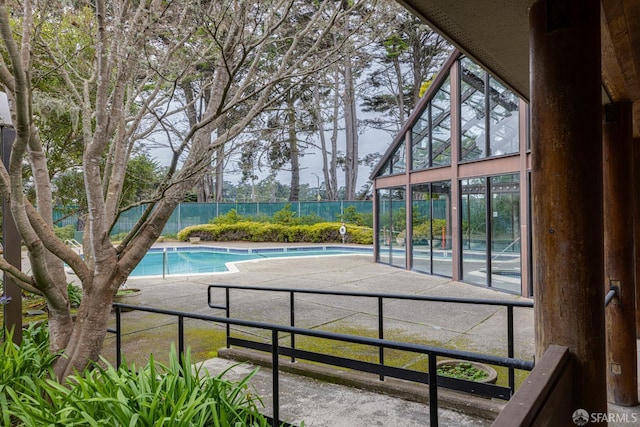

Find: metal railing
208;284;534;396
109;300;533;427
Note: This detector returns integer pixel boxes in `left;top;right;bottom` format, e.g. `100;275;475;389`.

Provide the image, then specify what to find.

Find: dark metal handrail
605;285;618;307
208;284;533;395
109;302;533;427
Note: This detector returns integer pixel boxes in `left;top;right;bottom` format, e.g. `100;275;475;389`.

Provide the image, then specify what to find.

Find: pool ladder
64;239;83;255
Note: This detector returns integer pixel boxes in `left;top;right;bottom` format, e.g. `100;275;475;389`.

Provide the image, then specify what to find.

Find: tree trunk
54;279;117;379
287;91;300;201
392;55;406;126
215;146;225;202
197;173;214;202
314;81;334;201
343;55;358;200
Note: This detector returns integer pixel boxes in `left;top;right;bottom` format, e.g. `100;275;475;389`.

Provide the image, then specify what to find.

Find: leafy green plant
211;208;244;225
53;224;75;241
337;205;372;227
437;362;489;381
272;204;300;225
0;324;57;425
67;283;83;308
412;219;447;242
2;343;279;426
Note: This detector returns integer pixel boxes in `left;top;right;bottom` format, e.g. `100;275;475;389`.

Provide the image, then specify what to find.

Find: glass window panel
377;189;391;264
376;160;391;178
432;114;451;166
461;178;487;285
391;141;406;174
460;58;487;161
411;108;430;170
410;181;451;277
411;184;431;273
431;181;452;277
490;174;521;293
431;80;451;167
390;188;407;268
377;187;406;269
489;78;519;156
431;76;451;112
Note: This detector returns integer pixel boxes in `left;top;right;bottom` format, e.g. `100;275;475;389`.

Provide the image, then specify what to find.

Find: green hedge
177;221;373;245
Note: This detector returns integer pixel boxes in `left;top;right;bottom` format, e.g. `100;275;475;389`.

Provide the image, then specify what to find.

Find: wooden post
634;138;640;339
530;0;607;420
603;102;638;406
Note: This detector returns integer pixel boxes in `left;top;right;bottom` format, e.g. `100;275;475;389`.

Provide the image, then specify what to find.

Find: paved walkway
88;242;638;426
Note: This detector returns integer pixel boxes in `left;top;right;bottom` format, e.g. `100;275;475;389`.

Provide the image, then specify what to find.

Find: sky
149;112;396;192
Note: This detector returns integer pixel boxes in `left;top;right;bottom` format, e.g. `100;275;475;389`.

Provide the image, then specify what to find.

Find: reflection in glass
432;114;451;166
461;178;487;285
431;181;452;276
411;184;431;273
460;58;486;161
431;78;451;167
490;174;521;293
411;76;451;171
410;181;451;277
377;190;390;263
489;78;519;156
412;109;429;170
391;141;406;174
377;187;406;269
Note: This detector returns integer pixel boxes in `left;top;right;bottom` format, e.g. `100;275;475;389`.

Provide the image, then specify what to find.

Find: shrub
412;220;447;242
337;205;371;227
298;213;324;225
178;222;373;245
53;224;75;241
210;208;244;225
271;204;300;226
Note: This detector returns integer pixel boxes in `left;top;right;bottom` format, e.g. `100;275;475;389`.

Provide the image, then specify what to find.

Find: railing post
429;353;438;427
378;296;384;381
290;291;296;363
226;288;231;348
163;247;167;279
272;330;280;427
507;305;515;395
178;315;185;367
115;307;122;368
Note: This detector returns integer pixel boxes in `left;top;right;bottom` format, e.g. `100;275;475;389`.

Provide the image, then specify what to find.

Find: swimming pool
130;246;372;277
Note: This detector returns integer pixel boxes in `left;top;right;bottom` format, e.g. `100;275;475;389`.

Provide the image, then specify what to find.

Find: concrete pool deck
81;241;638;426
91;241;534;426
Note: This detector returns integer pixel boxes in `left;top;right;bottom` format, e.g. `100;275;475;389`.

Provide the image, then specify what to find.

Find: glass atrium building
371;51;531;296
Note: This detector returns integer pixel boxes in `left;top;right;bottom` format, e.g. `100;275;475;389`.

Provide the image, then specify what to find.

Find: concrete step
200;355;497;427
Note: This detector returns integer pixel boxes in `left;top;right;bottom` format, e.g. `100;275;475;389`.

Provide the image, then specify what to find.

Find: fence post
177;203;181;233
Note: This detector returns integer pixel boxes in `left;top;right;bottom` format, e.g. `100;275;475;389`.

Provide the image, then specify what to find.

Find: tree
0;0;373;379
362;3;451;132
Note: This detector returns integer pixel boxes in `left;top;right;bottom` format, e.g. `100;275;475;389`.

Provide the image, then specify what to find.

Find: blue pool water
130;246;372;277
